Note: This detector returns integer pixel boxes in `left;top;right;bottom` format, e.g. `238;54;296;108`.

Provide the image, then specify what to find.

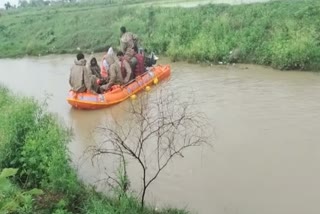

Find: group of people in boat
69;26;156;94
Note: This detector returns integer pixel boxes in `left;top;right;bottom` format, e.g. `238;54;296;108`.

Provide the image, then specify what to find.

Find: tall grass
0;0;319;70
0;85;188;214
0;85;85;213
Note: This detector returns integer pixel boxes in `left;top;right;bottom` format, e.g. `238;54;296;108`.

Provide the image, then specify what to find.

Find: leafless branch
89;84;210;208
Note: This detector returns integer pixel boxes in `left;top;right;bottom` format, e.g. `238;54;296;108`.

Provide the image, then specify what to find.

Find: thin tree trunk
141;168;147;208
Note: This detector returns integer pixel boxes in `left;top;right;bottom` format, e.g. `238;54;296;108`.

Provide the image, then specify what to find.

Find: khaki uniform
124;47;135;61
123;47;137;73
69;59;99;93
120;59;132;83
120;32;138;53
100;54;123;91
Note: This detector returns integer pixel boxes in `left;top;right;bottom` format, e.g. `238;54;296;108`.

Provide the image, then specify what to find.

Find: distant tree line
3;0;77;10
18;0;67;8
4;2;16;9
3;0;143;10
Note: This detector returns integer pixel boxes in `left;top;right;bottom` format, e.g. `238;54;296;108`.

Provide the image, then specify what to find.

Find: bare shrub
90;86;209;208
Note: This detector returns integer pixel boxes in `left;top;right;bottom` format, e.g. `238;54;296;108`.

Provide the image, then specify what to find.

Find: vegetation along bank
0;85;186;214
0;0;319;70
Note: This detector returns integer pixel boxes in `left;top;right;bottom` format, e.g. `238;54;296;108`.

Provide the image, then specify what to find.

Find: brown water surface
1;55;320;214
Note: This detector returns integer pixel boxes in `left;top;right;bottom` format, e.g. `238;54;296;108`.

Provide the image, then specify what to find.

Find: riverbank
0;85;187;214
0;0;319;70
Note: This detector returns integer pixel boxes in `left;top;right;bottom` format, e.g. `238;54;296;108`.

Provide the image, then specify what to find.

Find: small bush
0;168;43;214
0;85;84;213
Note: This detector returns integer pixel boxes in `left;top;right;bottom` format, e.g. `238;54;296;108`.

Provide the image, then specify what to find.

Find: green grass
0;85;188;214
0;0;319;70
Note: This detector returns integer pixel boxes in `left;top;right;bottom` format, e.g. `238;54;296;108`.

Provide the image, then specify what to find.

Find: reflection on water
1;56;320;214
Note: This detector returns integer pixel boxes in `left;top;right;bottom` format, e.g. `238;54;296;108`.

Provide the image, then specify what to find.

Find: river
1;55;320;214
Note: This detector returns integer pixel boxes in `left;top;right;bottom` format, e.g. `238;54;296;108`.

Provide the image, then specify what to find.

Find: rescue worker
120;26;138;71
100;53;123;92
117;51;133;83
124;47;137;72
120;26;138;53
69;53;99;94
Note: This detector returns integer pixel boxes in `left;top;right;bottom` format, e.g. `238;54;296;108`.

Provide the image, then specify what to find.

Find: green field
0;0;319;70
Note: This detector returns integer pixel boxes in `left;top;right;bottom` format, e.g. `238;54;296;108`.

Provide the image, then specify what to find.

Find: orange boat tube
67;64;171;110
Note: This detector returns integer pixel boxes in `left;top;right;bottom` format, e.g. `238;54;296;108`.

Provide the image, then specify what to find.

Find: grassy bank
0;0;320;70
0;85;187;214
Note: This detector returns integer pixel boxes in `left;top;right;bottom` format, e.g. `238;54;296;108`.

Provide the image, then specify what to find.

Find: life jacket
101;65;108;78
134;53;145;77
101;55;109;78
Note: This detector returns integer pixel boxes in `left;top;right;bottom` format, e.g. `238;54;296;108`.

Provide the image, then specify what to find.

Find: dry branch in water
90;85;209;208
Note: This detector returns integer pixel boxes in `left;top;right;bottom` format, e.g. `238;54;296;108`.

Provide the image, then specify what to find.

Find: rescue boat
67;64;171;110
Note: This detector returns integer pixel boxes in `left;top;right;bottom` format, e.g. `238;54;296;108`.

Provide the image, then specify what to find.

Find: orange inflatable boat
67;64;171;110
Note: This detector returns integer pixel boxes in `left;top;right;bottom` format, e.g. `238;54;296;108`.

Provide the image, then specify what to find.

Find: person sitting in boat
101;46;113;78
89;57;107;85
69;53;100;94
89;57;101;78
132;46;145;77
116;51;133;83
100;53;123;92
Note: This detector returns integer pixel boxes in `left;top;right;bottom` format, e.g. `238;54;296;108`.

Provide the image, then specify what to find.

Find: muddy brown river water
1;54;320;214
